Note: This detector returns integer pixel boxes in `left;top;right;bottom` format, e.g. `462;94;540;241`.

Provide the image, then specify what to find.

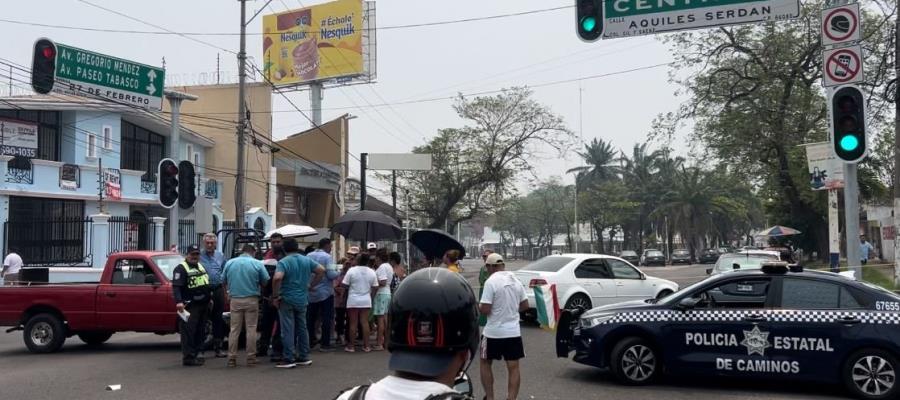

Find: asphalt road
0;261;851;400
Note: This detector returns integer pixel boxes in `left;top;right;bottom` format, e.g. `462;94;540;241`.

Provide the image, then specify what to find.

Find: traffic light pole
844;163;862;279
165;91;197;251
893;12;900;286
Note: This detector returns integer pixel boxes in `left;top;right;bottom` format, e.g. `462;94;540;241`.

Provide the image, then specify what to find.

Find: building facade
0;95;222;270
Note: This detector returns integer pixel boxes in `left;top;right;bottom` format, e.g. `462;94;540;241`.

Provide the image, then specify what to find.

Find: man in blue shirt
272;237;325;368
200;232;228;358
306;238;339;351
860;235;877;265
223;243;269;367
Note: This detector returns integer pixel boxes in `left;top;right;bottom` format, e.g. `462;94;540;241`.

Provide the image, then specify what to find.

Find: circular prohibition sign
826;49;861;84
823;7;858;42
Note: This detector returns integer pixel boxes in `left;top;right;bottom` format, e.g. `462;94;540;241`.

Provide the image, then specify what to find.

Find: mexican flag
533;284;560;331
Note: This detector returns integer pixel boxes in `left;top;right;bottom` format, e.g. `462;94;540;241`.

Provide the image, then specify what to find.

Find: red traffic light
164;164;178;176
41;46;55;59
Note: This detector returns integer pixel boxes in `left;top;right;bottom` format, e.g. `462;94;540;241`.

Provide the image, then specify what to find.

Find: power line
0;4;573;36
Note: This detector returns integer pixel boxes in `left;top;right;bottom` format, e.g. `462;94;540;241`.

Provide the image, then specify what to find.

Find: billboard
0;118;38;158
263;0;365;85
804;142;844;191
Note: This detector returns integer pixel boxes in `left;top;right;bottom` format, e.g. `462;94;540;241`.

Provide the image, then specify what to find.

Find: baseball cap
485;253;504;265
347;246;360;255
389;350;456;378
186;245;201;254
367;242;377;250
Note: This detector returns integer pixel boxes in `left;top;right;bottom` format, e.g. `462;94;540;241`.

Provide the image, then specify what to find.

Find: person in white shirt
341;253;378;353
1;250;23;285
479;253;528;400
335;268;478;400
373;249;394;351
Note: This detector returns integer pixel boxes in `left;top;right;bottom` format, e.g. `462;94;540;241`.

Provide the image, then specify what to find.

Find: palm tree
653;167;741;258
622;143;662;254
567;138;621;185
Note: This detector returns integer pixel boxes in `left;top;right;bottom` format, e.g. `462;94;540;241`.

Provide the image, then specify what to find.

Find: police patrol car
556;262;900;399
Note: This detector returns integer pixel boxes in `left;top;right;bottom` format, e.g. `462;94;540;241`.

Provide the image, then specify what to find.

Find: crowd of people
172;236;526;398
172;233;411;368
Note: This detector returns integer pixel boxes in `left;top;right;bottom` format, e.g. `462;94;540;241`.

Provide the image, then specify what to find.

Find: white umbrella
265;224;318;239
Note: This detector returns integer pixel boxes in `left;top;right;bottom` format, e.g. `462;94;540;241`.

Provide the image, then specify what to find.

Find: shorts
373;292;391;316
480;336;525;361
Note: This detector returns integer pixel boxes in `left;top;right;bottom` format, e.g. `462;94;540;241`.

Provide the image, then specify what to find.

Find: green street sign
601;0;800;38
53;42;164;110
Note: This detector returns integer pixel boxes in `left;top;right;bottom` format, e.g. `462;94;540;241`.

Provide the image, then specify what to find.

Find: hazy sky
2;0;686;198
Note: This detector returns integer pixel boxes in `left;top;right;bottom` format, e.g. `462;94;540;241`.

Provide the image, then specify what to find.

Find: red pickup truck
0;251;191;353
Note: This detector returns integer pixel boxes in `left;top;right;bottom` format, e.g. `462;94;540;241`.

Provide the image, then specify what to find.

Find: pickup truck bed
0;251;187;353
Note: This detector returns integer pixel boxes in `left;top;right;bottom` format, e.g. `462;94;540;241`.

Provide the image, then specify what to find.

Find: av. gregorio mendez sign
602;0;800;38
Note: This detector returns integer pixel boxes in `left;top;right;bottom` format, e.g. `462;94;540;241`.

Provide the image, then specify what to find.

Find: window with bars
121;121;166;182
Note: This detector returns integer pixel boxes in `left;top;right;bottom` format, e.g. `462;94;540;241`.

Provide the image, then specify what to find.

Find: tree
397;88;573;232
622;143;662;253
568;137;621;185
579;179;638;253
660;2;896;258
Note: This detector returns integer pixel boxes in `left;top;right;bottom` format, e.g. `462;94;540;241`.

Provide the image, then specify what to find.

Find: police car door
662;277;775;376
767;277;868;381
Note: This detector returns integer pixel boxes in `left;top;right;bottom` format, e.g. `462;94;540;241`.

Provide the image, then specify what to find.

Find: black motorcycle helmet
387;267;479;377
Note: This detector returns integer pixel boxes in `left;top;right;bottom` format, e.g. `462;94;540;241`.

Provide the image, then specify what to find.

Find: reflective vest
180;261;210;289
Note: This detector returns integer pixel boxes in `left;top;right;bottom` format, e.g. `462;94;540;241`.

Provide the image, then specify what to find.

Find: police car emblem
740;326;771;356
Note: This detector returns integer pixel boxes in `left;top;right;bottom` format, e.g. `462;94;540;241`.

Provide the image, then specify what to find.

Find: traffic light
31;39;56;94
576;0;603;42
830;86;867;163
158;159;178;209
177;160;196;209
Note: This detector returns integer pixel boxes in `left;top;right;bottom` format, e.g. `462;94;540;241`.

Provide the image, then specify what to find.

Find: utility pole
311;82;323;127
360;153;368;211
894;9;900;286
575;85;583;253
235;0;248;228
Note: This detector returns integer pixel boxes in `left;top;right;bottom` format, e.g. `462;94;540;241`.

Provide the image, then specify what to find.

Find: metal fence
108;216;157;253
4;218;93;266
164;219;198;252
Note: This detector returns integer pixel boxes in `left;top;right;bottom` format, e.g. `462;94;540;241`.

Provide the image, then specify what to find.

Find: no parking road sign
823;45;863;87
822;3;860;46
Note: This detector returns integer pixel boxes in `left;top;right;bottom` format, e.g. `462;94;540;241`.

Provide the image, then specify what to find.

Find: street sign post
822;3;861;46
599;0;800;39
52;42;165;110
823;45;864;87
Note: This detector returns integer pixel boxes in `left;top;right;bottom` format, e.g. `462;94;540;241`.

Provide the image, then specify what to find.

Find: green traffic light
581;16;597;32
839;135;859;152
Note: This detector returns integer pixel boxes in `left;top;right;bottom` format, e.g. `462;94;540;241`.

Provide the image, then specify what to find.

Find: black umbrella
408;229;466;260
330;210;402;242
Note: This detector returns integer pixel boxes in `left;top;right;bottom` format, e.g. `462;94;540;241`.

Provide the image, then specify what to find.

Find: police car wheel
843;348;898;399
610;337;658;385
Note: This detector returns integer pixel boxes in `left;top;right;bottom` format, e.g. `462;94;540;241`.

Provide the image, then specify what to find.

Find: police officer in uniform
335;267;478;400
173;245;213;366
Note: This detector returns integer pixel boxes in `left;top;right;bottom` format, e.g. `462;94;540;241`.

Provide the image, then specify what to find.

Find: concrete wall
165;83;273;220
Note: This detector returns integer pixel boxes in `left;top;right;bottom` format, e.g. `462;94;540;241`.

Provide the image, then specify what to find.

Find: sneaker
275;361;297;369
227;358;237;368
319;346;336;353
247;357;258;367
182;358;203;367
297;359;313;366
215;349;227;358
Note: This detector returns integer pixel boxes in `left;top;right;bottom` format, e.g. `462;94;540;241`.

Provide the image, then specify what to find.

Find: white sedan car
514;254;679;312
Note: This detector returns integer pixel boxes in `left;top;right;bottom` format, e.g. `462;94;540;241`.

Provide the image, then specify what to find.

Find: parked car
619;250;639;264
0;251;224;353
514;254;678;317
706;250;780;276
640;249;666;266
670;249;692;265
698;248;720;264
717;246;735;254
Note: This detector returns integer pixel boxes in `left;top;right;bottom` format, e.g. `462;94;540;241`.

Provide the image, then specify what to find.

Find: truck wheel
78;331;114;346
610;337;659;385
843;348;898;399
24;313;66;354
